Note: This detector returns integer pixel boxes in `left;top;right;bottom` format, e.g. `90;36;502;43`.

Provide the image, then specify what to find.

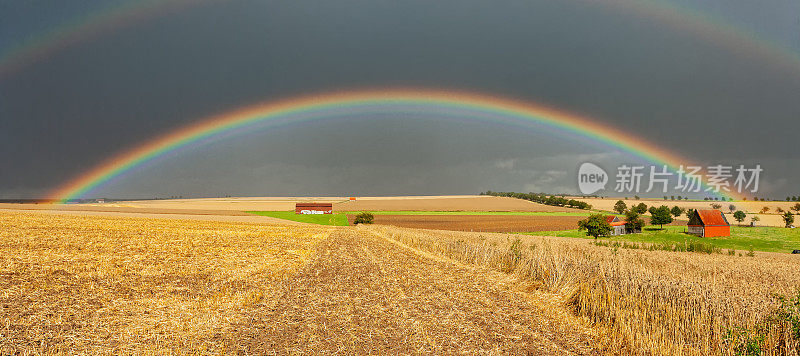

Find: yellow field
2;210;798;354
0;212;331;353
373;225;800;354
0;211;597;354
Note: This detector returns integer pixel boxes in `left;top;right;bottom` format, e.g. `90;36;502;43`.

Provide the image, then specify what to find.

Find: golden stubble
0;211;331;354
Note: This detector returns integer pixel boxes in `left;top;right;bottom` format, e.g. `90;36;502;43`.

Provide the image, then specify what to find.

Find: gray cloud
1;0;799;199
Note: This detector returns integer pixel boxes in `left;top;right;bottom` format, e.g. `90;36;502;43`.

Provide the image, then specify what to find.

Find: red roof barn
605;215;628;236
687;209;730;237
295;203;333;215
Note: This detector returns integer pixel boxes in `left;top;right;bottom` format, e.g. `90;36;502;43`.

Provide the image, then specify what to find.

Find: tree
750;215;760;226
578;214;612;238
624;210;645;233
760;206;770;214
728;204;736;213
633;203;648;214
792;203;800;213
670;206;684;218
733;210;746;225
710;203;722;210
685;208;695;220
782;211;795;228
613;200;627;214
648;205;673;229
353;211;374;225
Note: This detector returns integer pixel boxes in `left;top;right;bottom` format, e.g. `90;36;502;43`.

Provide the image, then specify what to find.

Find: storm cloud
1;0;798;199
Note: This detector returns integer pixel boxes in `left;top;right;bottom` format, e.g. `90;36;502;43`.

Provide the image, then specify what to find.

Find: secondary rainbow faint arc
50;89;742;202
2;0;799;79
0;0;212;78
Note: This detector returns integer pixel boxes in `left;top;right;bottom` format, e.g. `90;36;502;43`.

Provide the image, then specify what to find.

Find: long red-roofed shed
295;203;333;215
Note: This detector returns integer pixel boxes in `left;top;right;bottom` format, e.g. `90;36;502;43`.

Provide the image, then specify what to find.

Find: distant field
571;197;797;227
527;225;800;253
342;210;591;216
334;196;587;212
347;214;584;232
247;211;349;226
247;210;591;231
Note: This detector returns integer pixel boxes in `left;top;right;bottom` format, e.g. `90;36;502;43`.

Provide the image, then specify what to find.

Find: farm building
687;209;730;237
295;203;333;215
605;215;628;236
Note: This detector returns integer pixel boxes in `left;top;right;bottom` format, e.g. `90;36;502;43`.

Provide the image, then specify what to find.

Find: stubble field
2;209;798;354
0;211;597;354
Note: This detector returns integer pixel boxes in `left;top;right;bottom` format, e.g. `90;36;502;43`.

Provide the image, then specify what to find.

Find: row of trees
480;191;592;210
746;197;800;201
732;210;795;228
581;201;678;238
758;204;800;214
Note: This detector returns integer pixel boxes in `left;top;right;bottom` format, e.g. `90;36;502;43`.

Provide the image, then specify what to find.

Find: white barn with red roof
606;215;627;236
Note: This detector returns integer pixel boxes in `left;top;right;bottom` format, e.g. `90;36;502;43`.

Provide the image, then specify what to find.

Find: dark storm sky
1;0;799;199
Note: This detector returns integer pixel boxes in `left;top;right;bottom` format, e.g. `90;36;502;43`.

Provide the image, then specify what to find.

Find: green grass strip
522;225;800;253
246;211;349;226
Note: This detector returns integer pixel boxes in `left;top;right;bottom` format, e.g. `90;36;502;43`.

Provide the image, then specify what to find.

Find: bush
632;202;648;214
624;210;645;233
733;210;747;224
353;211;374;225
578;214;612;238
783;211;795;228
614;200;627;214
649;205;674;229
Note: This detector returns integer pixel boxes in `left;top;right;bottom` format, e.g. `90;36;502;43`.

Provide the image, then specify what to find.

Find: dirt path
228;228;596;354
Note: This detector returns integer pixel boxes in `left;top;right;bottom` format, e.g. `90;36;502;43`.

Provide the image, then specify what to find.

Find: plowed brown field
347;214;585;232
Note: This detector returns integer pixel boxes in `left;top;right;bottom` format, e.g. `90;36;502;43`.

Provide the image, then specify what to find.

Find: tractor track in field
227;228;597;354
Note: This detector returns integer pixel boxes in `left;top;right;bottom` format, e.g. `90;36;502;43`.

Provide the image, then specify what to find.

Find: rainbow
50;89;742;202
603;0;800;77
2;0;798;79
0;0;212;78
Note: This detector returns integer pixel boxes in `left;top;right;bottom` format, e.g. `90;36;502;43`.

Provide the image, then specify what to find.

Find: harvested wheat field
335;195;584;212
375;225;800;354
348;214;585;232
3;210;799;354
0;211;597;354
